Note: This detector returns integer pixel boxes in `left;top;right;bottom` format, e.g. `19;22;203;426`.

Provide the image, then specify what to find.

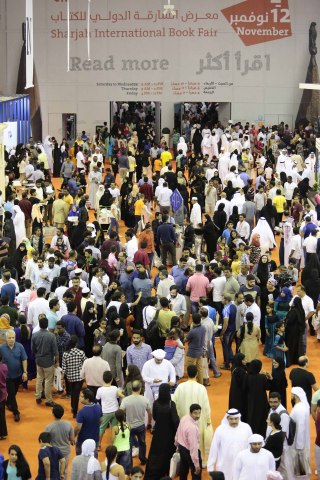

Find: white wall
2;0;320;139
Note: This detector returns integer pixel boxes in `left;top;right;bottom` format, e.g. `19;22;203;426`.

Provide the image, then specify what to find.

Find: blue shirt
76;403;102;444
126;343;153;371
171;266;187;293
222;228;232;242
0;342;27;378
36;445;63;480
222;303;237;333
157;223;176;245
303;222;318;238
46;311;59;330
1;283;16;307
186;324;206;358
60;314;85;347
239;172;250;186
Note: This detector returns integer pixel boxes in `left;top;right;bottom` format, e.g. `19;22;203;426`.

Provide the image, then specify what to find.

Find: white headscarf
292;387;309;407
248;433;265;446
250;217;276;250
221;408;241;425
81;439;101;475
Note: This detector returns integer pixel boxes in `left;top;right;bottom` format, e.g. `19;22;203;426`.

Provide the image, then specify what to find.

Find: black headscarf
157;383;171;405
248;359;262;374
256;255;269;288
292;296;307;334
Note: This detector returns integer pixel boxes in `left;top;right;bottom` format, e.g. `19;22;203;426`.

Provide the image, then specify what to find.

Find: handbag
169;451;180;478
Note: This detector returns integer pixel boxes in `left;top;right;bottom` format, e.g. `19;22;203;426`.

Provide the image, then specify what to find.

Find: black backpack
146;308;161;344
280;410;296;446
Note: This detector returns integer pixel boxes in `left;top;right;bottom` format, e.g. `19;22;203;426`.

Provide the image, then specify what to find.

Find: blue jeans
207;341;219;376
148;252;154;268
109;217;118;233
221;331;235;367
191;301;199;313
129;424;147;463
117;449;132;474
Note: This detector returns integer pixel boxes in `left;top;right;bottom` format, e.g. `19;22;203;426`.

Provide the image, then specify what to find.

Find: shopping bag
53;367;63;391
202;356;209;380
153;252;162;268
169;452;180;478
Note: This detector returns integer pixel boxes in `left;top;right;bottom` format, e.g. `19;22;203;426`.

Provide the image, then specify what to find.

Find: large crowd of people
0;115;319;479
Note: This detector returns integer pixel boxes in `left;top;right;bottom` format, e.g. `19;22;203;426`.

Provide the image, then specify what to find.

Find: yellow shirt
154;159;162;172
272;195;286;213
63;194;73;206
38;152;49;169
231;260;241;275
134;199;145;216
160;150;172;167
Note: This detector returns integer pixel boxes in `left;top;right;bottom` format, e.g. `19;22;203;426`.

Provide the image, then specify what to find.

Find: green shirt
157;310;175;337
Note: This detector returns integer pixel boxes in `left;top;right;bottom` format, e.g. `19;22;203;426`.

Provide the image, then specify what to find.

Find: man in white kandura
233;433;275;480
190;197;202;228
289;387;311;479
141;349;175;411
250;217;276;253
207;408;252;480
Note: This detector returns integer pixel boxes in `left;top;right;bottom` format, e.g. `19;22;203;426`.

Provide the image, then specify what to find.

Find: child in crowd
93;318;108;347
164;329;184;360
263;304;279;358
66;250;77;273
111;409;131;474
240;245;251;267
231;254;241;275
272;322;288;366
288;258;299;284
96;371;124;450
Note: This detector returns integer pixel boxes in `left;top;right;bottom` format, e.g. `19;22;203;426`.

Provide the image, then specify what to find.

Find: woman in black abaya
192;127;202;155
53;141;62;177
246;359;270;436
285;296;306;366
301;253;320;286
202;214;219;260
270;357;288;408
82;301;98;358
144;383;179;480
229;353;248;421
12;242;28;280
213;203;227;236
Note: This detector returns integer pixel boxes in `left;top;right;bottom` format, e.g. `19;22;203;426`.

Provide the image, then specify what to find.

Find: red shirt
19;198;32;220
133;249;150;267
139;183;153;202
291;203;303;223
67;287;83;317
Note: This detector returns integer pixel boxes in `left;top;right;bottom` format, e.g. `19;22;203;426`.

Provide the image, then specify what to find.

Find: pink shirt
175;415;200;468
186;272;209;302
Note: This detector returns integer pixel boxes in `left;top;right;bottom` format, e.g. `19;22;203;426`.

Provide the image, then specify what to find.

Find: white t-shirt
210;276;226;302
303;235;317;253
96;385;119;414
290;234;303;259
76;151;85;168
